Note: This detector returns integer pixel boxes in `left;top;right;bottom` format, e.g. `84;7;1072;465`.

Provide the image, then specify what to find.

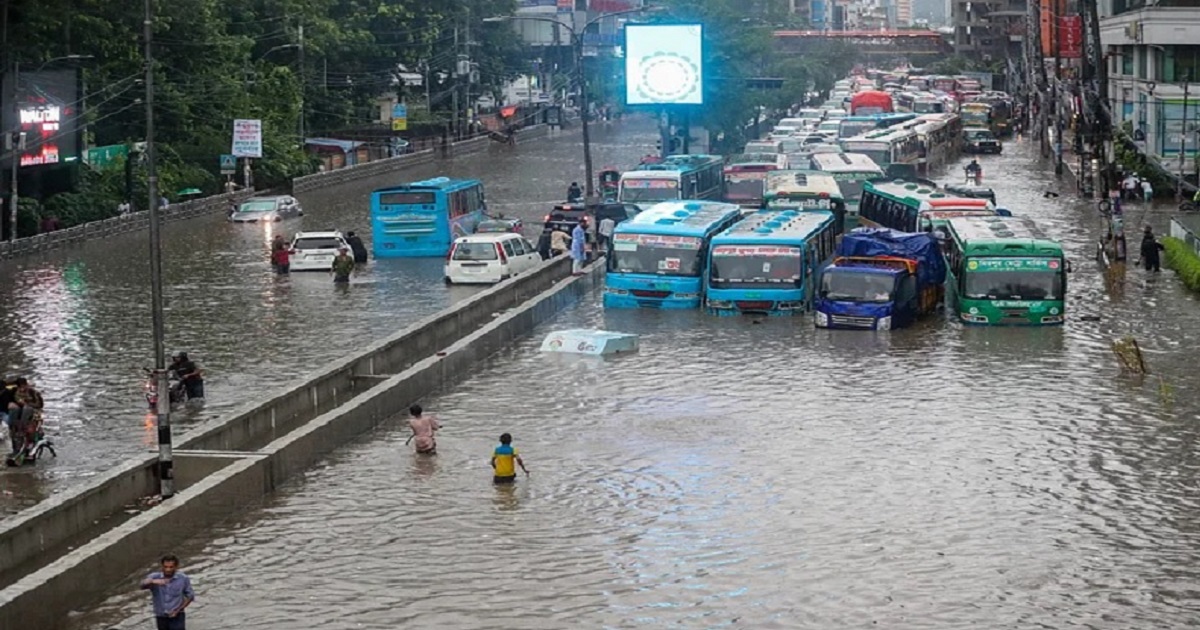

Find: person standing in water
331;246;355;283
490;432;529;484
407;404;441;455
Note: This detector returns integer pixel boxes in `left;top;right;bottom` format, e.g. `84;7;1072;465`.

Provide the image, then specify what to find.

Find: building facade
1101;0;1200;166
951;0;1026;59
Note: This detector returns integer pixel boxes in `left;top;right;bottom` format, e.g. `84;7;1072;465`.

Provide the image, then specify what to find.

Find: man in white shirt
598;216;616;253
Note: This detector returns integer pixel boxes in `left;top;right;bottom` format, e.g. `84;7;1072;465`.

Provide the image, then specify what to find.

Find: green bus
943;216;1069;325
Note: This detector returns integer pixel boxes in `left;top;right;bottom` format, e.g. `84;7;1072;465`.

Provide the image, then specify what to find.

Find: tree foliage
6;0;520;227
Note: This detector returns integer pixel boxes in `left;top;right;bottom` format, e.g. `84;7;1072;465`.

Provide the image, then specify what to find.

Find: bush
1163;236;1200;291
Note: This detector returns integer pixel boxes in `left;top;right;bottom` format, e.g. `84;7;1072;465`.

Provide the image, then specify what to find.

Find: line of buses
603;176;1070;327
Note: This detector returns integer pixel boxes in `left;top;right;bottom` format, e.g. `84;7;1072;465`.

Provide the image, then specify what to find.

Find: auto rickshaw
598;167;620;201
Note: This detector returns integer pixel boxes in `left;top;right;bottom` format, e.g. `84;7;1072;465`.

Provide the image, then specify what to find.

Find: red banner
1058;15;1083;58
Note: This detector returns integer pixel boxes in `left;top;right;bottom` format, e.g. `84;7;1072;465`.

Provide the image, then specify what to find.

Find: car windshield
476;221;510;233
820;270;896;302
709;245;803;289
964;259;1063;300
452;241;499;261
238;201;276;213
293;237;341;250
609;234;703;277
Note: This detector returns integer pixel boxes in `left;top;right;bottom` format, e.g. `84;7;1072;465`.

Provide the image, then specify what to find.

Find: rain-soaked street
60;131;1200;628
0;120;657;514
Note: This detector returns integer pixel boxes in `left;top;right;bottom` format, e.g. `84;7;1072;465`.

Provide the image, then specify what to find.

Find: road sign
85;144;128;169
391;104;408;131
219;154;237;175
231;119;263;158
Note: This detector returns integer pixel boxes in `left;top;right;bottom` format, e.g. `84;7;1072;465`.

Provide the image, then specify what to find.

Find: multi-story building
1101;0;1200;167
951;0;1026;59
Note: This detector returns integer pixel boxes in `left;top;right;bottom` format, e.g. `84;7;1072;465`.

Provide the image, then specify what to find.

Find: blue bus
604;200;744;309
618;154;725;204
370;177;486;257
837;112;919;140
704;209;839;316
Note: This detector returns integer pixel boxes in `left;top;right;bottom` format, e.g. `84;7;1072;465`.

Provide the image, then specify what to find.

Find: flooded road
0;120;658;514
66;136;1200;628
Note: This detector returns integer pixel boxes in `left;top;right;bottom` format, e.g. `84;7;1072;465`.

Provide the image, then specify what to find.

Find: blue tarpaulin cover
836;228;947;286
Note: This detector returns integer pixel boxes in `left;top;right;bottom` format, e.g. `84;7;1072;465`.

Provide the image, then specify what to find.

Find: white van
444;233;542;285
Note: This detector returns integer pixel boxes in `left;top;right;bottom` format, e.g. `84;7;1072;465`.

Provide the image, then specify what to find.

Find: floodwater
65;136;1200;628
0;119;656;515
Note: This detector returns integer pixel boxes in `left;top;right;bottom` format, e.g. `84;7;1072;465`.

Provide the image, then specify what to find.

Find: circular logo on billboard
637;52;699;102
967;260;979;270
1048;260;1060;269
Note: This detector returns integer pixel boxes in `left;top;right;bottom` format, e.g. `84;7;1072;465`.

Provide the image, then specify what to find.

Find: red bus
849;90;895;116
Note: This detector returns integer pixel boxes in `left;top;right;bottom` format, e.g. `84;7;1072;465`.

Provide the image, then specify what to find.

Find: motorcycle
965;167;983;185
1180;199;1199;213
143;367;186;410
5;429;55;467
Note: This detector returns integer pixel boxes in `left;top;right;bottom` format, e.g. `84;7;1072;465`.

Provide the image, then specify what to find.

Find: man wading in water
407;404;441;454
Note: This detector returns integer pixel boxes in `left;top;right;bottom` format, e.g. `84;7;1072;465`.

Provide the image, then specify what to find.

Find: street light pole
145;0;174;499
575;34;596;200
8;61;17;242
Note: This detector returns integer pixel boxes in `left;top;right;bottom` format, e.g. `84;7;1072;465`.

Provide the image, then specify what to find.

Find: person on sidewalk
141;554;195;630
1141;179;1154;203
1123;174;1140;202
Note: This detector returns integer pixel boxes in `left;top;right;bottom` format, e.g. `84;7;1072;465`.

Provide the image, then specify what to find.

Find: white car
816;120;842;140
289;231;350;271
444;233;542;285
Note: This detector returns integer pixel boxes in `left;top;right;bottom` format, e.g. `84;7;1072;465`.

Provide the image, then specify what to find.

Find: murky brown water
58;135;1200;628
0;121;653;514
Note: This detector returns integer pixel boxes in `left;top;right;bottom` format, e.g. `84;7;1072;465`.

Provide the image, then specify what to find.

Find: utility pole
144;0;174;499
297;23;305;145
452;25;460;139
1178;74;1189;202
576;33;595;199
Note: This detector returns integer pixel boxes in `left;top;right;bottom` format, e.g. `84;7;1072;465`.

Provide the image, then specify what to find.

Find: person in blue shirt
570;219;587;275
141;554;195;630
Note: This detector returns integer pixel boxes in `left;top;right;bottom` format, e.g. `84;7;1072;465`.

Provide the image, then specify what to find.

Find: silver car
229;196;304;223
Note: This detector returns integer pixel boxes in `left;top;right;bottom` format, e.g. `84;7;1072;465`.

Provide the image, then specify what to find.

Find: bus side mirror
1065;260;1073;273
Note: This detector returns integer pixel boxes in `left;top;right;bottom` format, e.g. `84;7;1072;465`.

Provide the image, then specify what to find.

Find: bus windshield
832;177;869;203
964;258;1063;300
724;176;765;201
620;179;680;203
610;234;703;276
709;245;802;289
839;120;877;139
821;269;895;302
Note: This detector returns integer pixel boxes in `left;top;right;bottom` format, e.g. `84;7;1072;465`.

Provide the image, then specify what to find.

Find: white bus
839;127;921;179
809;152;886;224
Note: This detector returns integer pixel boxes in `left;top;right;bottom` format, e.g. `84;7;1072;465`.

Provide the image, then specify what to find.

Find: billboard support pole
8;61;17;242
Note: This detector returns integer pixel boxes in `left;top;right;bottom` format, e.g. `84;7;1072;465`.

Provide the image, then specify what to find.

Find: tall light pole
1178;73;1189;203
485;7;645;201
7;54;91;241
145;0;174;499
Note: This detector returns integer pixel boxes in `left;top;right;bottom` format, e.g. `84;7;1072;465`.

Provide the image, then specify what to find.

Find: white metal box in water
539;329;639;356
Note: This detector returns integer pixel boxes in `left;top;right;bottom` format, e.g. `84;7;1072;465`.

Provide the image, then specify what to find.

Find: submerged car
475;217;524;234
230;195;303;222
963;128;1002;154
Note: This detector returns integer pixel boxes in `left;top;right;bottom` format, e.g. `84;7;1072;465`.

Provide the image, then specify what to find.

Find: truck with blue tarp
814;228;946;330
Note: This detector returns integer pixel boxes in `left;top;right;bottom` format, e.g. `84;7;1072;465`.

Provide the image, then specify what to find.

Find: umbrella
177;187;202;197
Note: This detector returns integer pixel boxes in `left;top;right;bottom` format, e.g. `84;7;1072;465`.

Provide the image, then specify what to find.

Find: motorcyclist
6;377;43;457
170;352;205;401
566;182;583;203
965;159;981;177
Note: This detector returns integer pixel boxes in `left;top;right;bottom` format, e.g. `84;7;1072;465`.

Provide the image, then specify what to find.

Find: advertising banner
1;69;81;168
1058;15;1083;58
624;24;704;105
231;119;263;158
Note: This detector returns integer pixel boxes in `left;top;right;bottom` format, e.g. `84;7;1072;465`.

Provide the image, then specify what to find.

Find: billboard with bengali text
1058;15;1082;58
624;24;704;106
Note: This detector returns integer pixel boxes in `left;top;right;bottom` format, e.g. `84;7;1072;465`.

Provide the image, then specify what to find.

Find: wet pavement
64;135;1200;628
0;119;658;515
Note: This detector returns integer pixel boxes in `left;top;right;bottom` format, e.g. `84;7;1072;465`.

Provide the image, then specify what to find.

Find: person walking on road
140;554;195;630
332;247;355;283
571;220;587;275
550;227;570;258
1141;179;1154;203
407;404;441;455
490;432;529;484
598;216;615;253
271;235;290;274
1140;225;1163;272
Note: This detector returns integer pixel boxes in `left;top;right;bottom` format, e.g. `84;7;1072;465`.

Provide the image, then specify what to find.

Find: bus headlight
815;311;829;327
876;315;892;330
